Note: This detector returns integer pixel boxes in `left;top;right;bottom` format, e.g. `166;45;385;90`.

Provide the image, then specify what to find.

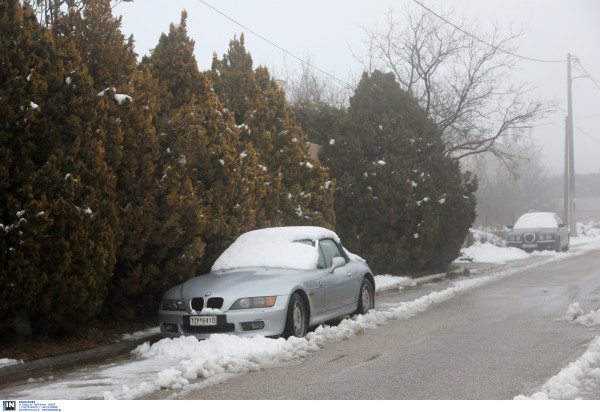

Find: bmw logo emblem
204;292;212;297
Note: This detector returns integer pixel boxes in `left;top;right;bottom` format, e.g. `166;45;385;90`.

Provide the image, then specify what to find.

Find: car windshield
513;213;558;229
211;227;339;271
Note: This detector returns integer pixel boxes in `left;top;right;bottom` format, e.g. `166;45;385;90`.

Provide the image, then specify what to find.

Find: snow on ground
0;358;22;368
121;327;161;341
374;274;411;291
458;241;531;264
2;223;600;400
456;221;600;264
515;304;600;400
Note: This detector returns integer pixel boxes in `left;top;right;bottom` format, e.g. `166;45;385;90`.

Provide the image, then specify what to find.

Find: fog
117;0;600;175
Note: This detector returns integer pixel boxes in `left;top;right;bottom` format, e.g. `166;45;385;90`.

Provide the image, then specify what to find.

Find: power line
196;0;352;89
411;0;566;64
573;58;600;93
574;124;599;142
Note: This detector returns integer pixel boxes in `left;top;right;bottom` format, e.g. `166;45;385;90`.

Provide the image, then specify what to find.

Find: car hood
168;267;312;310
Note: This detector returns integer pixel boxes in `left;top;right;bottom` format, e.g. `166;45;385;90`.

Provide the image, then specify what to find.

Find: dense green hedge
0;1;333;339
1;0;476;340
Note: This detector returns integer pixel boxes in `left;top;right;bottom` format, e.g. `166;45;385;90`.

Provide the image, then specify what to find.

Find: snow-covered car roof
513;212;559;229
211;226;341;271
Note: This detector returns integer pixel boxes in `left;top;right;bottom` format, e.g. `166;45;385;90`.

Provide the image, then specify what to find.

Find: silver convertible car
158;226;375;339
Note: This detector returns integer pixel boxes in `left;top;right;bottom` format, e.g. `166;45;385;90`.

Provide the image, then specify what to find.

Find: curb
0;334;162;385
396;266;470;289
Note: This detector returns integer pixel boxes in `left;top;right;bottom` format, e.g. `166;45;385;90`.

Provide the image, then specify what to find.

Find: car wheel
355;278;374;315
283;293;308;338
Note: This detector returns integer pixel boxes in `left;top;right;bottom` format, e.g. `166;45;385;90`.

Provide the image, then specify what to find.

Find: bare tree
24;0;131;27
474;138;554;228
361;6;553;165
282;55;353;109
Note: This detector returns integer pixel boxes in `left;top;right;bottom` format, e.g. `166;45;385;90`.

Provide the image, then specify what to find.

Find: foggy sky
117;0;600;175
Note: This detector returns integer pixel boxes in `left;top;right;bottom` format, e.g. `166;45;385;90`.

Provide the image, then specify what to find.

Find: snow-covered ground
1;222;600;400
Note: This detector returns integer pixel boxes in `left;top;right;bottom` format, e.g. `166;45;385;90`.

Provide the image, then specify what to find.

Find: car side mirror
329;256;346;273
507;225;514;229
559;223;565;228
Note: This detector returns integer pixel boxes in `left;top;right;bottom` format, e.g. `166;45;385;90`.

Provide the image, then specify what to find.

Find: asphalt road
145;247;600;400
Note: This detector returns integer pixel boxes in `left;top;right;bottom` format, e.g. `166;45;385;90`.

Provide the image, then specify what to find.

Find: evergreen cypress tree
54;0;175;316
323;71;476;274
210;35;335;229
1;0;116;337
144;13;269;273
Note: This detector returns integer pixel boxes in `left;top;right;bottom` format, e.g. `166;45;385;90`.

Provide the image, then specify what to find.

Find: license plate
189;315;217;326
523;243;538;248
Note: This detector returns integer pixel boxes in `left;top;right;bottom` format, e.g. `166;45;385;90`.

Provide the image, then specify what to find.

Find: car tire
283;293;308;338
355;278;374;315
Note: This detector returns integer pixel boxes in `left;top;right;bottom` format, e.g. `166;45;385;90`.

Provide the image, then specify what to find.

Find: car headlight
230;296;277;310
162;299;185;311
508;236;514;241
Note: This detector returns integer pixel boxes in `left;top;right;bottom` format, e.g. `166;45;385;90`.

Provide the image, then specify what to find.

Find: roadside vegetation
5;0;557;349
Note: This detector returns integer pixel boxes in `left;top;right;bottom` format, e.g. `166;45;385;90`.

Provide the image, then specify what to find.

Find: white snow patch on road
556;303;600;327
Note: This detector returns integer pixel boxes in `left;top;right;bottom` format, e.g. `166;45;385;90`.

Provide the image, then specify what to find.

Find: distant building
308;142;323;162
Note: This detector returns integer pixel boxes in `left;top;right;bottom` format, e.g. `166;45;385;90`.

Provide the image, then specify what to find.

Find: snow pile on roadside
457;242;531;264
457;221;600;264
121;334;310;396
515;336;600;400
374;274;411;291
574;222;600;245
469;227;504;246
121;327;161;341
0;358;23;368
516;303;600;399
556;302;600;327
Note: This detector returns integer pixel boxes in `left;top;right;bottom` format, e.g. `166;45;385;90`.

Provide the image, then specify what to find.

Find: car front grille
191;298;204;311
207;297;224;309
190;297;224;311
524;233;536;243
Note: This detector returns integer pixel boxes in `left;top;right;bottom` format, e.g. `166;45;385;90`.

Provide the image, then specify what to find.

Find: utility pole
563;118;569;227
566;53;577;237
